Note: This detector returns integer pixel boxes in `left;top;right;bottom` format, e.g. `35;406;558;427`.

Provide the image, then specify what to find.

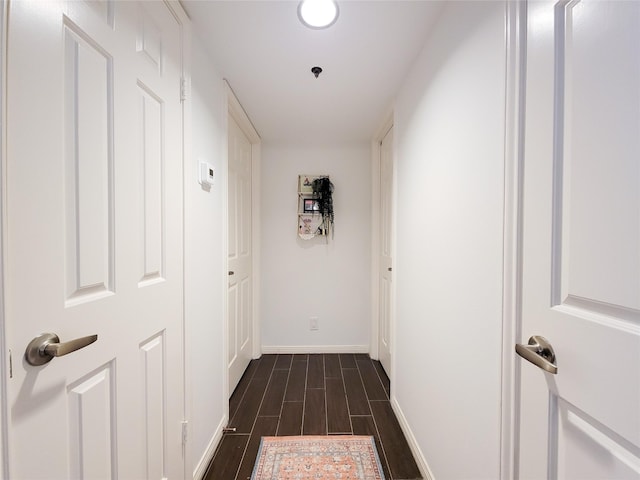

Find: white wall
260;144;371;351
393;2;506;479
185;37;227;477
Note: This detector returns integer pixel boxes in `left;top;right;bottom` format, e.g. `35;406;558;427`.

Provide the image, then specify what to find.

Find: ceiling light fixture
298;0;339;29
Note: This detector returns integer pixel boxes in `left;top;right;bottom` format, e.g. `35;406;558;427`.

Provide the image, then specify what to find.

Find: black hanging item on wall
311;177;334;237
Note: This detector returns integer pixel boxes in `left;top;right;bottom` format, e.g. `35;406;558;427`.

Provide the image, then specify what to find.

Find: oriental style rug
251;435;386;480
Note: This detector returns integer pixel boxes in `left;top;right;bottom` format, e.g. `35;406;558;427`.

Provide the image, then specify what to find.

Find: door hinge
8;349;12;379
181;420;188;446
180;77;189;102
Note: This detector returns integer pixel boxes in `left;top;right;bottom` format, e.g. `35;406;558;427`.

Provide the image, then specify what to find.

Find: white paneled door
5;1;185;478
517;1;640;478
227;114;253;394
378;126;394;377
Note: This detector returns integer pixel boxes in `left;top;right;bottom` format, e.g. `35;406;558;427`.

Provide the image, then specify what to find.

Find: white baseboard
390;396;436;480
260;345;369;354
193;415;227;480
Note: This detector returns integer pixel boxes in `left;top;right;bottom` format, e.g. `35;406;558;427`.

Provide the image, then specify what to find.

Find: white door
517;1;640;478
5;1;185;478
378;126;394;376
227;114;253;394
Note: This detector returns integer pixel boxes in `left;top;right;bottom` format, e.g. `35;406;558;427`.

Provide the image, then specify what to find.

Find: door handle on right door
515;335;558;374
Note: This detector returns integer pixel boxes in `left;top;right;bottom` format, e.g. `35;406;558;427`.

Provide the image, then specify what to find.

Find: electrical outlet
310;317;319;331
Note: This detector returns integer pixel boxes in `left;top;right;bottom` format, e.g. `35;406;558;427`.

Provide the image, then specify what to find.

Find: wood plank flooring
204;353;422;480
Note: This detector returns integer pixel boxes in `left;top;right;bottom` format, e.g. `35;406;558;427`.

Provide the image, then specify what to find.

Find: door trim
500;0;526;478
0;1;7;476
370;110;394;365
223;81;261;407
169;0;192;478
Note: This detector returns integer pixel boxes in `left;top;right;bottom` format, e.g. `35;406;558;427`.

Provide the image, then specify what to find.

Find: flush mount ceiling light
298;0;339;29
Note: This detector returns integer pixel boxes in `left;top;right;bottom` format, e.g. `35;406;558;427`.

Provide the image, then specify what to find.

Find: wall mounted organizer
298;175;334;240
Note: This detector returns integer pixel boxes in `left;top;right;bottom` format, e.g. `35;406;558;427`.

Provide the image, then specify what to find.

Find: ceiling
180;1;444;144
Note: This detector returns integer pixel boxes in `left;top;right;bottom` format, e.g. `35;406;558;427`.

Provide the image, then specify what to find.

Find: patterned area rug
251;435;385;480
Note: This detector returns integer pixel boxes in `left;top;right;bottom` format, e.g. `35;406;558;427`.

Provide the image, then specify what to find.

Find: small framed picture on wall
303;198;320;213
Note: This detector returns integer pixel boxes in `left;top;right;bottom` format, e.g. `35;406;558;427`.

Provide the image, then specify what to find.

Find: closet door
227;114;253;394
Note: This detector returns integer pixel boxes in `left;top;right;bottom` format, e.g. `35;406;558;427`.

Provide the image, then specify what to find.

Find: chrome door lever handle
515;335;558;374
25;333;98;366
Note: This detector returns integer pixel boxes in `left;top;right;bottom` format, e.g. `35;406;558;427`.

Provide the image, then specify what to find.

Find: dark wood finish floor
204;353;422;480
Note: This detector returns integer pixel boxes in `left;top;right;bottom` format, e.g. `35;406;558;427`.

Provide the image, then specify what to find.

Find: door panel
378;126;393;376
67;362;116;478
6;1;184;477
228;115;253;394
518;1;640;478
64;18;114;304
139;84;164;285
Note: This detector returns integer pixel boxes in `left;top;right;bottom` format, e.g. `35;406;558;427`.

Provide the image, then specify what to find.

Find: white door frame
500;0;526;478
173;1;192;477
370;111;394;368
0;1;7;477
223;81;261;407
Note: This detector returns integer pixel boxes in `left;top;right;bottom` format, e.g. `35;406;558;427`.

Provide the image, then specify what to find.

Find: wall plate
199;161;215;188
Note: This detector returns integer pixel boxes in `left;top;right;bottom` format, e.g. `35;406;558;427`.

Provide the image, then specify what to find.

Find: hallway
4;1;637;478
205;354;421;480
